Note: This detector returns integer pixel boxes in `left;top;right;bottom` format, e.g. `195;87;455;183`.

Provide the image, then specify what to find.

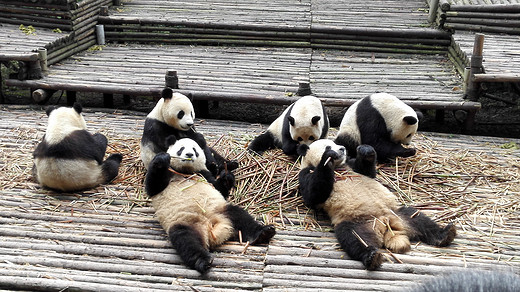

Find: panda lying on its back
297;140;456;270
33;103;123;192
145;137;275;274
248;95;329;156
335;92;421;162
140;87;237;175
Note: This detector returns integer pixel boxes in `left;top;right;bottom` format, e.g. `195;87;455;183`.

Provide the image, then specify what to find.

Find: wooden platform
1;106;520;291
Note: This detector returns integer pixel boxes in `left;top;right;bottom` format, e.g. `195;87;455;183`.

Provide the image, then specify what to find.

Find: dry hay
2;126;520;235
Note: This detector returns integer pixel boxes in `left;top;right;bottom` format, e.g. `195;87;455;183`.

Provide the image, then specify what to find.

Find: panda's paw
356;145;376;163
363;247;383;271
251;224;276;245
107;153;123;163
217;170;235;190
192;253;213;275
436;223;457;247
224;160;239;172
151;153;171;169
401;147;416;157
322;149;340;165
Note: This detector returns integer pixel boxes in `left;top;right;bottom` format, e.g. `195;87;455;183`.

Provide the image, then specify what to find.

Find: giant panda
33;103;123;192
248;95;329;156
297;139;456;270
140;87;237;175
335;92;421;162
145;137;276;274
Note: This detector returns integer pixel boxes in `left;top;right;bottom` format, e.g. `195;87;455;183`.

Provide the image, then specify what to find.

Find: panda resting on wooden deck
140;87;237;176
297;139;456;270
32;103;123;192
145;136;275;274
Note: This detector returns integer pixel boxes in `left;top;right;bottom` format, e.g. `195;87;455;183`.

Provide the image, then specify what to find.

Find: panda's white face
300;139;346;169
390;116;418;145
45;106;87;145
289;121;321;146
167;138;207;173
161;93;195;131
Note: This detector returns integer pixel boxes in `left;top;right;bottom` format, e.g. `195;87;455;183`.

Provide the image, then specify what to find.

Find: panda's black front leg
225;204;276;245
248;132;276;155
335;221;383;270
281;138;298;157
348;144;377;178
91;133;109;163
298;149;338;208
375;141;416;162
145;153;173;197
200;169;234;199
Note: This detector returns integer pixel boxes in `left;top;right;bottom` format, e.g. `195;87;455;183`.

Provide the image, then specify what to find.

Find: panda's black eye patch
177;110;185;119
406;134;412;138
309;136;315;141
177;147;185;156
325;146;331;150
297;137;303;141
193;148;199;157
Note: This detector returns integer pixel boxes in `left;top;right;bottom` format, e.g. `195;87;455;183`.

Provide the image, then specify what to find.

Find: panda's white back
152;177;233;249
323;174;398;226
45;107;87;145
338;100;362;144
34;158;103;191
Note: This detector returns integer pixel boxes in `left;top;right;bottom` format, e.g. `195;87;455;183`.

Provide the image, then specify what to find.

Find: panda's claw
251;224;276;245
363;248;383;270
193;254;213;275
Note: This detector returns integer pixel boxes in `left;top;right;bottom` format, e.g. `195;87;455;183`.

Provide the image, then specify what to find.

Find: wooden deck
1;106;520;291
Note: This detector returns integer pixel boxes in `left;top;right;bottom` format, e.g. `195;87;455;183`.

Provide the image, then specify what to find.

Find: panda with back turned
248;95;329;156
140;87;237;175
335;92;422;162
297;139;456;270
145;136;275;274
33;103;123;192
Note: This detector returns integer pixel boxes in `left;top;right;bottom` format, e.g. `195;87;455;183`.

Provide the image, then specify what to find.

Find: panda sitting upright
145;137;276;274
335;92;421;162
297;139;456;270
248;95;329;156
33;103;123;192
140;87;237;175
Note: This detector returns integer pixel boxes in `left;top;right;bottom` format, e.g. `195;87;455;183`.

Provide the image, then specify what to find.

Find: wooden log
449;4;520;13
0;53;39;62
445;11;520;20
428;0;440;23
473;73;520;83
444;23;520;35
446;17;520;28
4;79;482;111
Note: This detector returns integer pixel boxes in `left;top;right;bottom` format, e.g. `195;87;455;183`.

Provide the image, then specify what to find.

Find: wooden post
96;25;105;45
465;33;485;101
32;89;56;104
428;0;440;24
38;48;48;73
103;93;114;108
296;82;312;96
66;91;77;106
100;6;109;16
165;70;179;89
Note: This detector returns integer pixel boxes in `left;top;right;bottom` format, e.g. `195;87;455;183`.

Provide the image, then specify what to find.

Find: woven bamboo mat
0;106;519;291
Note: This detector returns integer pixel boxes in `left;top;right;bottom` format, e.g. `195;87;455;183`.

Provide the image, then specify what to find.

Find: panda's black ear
45;106;57;116
288;116;295;126
297;144;309;157
165;135;177;147
162;87;173;100
403;116;418;125
311;116;321;125
72;102;82;114
186;92;193;102
415;110;424;121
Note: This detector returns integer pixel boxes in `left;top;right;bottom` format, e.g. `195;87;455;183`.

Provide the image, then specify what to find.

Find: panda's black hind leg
169;224;213;275
335;221;383;270
101;153;123;183
225;204;276;245
397;206;456;247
